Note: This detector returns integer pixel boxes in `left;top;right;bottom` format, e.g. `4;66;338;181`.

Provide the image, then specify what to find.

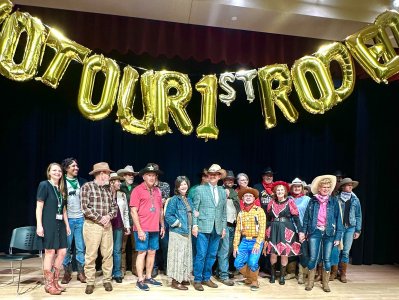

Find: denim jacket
336;193;362;233
302;195;343;241
165;195;193;235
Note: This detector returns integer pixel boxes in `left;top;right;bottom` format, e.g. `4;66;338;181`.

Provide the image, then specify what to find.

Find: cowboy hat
272;181;290;192
238;187;259;199
117;165;138;176
109;172;124;181
262;167;276;175
310;174;337;195
224;170;235;180
206;164;227;179
290;177;304;188
138;163;163;176
338;177;359;189
88;162;113;175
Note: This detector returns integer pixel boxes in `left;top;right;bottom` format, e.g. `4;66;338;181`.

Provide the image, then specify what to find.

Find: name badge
150;207;156;212
56;214;63;220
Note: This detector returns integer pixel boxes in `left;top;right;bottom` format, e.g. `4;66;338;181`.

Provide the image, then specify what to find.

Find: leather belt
273;217;289;222
227;222;236;227
242;235;257;240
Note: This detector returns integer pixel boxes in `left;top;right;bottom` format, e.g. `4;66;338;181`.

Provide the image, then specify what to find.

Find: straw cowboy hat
310;174;337;195
338;177;359;189
138;163;163;176
238;187;259;199
117;165;139;176
109;172;124;181
206;164;227;179
88;162;113;175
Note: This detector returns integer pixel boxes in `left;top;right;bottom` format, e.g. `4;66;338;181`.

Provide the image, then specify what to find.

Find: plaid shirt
233;205;266;251
81;181;117;223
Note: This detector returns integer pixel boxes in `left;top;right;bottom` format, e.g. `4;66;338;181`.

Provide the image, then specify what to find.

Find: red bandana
262;181;273;195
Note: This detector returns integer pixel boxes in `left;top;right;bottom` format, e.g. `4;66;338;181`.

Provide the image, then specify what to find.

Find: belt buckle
245;236;252;240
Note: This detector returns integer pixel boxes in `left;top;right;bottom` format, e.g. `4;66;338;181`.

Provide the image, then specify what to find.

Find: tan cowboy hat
310;174;337;195
206;164;227;179
88;162;113;175
117;165;138;176
338;177;359;189
109;172;124;181
238;187;259;199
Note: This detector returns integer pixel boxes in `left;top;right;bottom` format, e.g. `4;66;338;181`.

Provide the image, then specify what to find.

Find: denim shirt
337;193;362;233
302;195;343;241
165;195;193;235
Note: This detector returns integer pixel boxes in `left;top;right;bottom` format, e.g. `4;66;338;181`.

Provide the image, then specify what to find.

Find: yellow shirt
233;205;266;250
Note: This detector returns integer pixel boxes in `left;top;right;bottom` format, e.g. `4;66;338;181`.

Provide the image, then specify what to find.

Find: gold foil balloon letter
258;64;297;129
195;74;219;140
78;54;120;121
0;11;48;81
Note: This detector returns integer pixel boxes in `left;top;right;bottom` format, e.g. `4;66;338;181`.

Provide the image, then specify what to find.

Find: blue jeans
234;239;264;272
134;231;160;251
112;228;123;277
194;228;221;282
331;226;355;265
216;226;230;280
63;217;85;266
307;229;335;271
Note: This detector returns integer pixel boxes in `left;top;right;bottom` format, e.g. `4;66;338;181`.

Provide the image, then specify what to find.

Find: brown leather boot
77;263;87;283
298;265;306;284
322;270;331;292
61;264;72;284
315;263;323;281
172;279;188;290
53;267;66;292
248;269;259;291
305;268;315;291
44;270;62;295
340;262;348;283
330;265;338;281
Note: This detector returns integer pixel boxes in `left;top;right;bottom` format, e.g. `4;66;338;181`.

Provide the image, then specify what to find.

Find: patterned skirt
167;231;192;282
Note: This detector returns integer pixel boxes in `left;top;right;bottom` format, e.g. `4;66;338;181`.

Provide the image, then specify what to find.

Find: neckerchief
340;192;352;202
65;176;79;190
262;181;273;195
243;203;255;212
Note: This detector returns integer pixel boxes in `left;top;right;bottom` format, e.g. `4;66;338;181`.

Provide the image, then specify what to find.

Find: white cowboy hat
310;174;337;195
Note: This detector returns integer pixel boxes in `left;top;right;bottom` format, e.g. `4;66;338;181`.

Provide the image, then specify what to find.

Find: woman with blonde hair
36;162;71;295
302;175;343;293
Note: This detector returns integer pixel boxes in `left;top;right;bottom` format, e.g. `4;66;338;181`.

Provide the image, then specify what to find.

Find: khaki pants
83;220;113;284
122;233;138;274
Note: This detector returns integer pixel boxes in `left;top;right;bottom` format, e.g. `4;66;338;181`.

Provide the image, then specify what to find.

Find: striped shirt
81;181;117;223
233;205;266;250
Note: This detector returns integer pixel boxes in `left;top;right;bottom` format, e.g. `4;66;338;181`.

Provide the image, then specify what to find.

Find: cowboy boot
53;267;66;292
330;265;338;281
322;270;331;292
44;270;62;295
61;264;72;284
298;264;306;284
279;265;286;285
305;268;315;291
340;262;348;283
314;263;323;281
285;261;296;280
237;265;251;284
269;264;276;283
77;263;87;283
248;268;259;291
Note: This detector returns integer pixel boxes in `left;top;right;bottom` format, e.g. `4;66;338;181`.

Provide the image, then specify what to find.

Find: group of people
35;160;362;295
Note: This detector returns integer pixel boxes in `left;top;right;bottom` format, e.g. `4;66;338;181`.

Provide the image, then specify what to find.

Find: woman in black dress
264;181;304;285
36;162;70;295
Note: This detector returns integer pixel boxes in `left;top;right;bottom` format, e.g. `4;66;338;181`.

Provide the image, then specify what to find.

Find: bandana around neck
315;194;329;203
65;176;79;190
243;203;255;212
262;181;273;195
340;192;352;202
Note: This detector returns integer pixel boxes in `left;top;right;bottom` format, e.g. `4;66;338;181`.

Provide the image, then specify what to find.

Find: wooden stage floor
1;258;399;299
